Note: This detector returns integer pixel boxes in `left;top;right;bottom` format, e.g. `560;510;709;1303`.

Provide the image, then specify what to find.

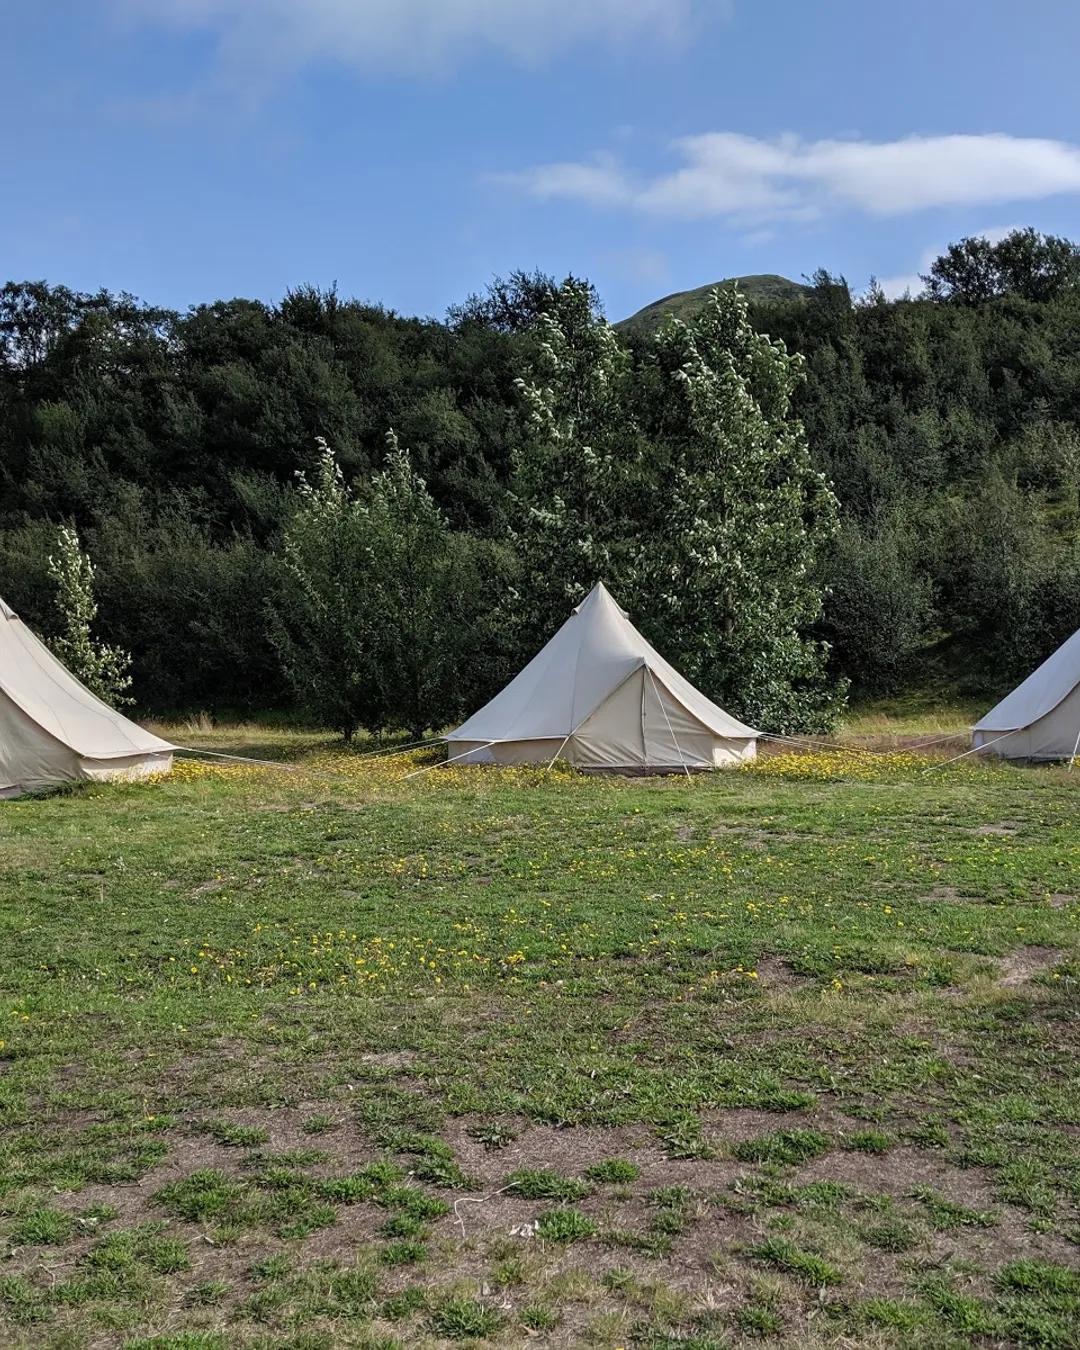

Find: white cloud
508;132;1080;222
113;0;720;78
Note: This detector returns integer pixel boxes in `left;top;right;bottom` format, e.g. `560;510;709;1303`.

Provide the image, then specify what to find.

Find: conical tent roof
974;628;1080;733
1;595;174;795
448;583;757;770
972;626;1080;760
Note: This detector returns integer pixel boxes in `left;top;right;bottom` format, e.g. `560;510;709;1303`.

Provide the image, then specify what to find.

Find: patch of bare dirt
999;946;1063;987
753;957;804;989
798;1145;989;1202
973;820;1022;836
1047;893;1077;909
359;1050;419;1069
917;885;964;903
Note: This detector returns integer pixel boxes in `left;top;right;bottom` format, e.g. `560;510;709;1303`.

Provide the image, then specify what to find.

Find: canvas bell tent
1;596;174;796
973;627;1080;761
446;582;758;772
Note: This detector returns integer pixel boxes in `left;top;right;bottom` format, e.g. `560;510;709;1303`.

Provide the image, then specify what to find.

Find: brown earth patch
358;1050;420;1070
973;820;1022;836
917;886;964;903
797;1145;992;1204
753;956;804;989
1000;946;1063;987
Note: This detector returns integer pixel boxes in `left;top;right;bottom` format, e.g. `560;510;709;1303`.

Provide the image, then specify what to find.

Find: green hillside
616;273;811;334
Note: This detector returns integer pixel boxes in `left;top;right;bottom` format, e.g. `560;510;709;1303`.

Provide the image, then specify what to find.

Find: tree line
2;228;1079;734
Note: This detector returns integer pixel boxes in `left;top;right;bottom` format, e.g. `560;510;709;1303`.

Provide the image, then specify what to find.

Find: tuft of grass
380;1240;427;1265
748;1237;843;1286
382;1286;429;1321
909;1187;998;1230
277;1202;338;1240
11;1206;75;1245
905;1117;951;1149
737;1303;784;1337
204;1120;269;1148
0;1273;52;1325
409;1155;479;1189
184;1281;230;1307
154;1169;245;1222
734;1128;831;1166
430;1299;504;1340
601;1227;673;1256
520;1304;560;1330
536;1207;596;1243
861;1217;920;1252
249;1253;291;1281
121;1336;229;1350
492;1256;528;1288
301;1114;336;1135
379;1185;450;1219
920;1277;998;1335
657;1115;716;1160
996;1260;1080;1296
378;1212;428;1239
377;1129;452;1158
468;1121;517;1150
586;1158;641;1183
639;1331;728;1350
845;1129;893;1154
858;1298;929;1330
506;1168;591;1201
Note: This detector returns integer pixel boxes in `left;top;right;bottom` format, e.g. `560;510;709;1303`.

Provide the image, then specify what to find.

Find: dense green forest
2;228;1079;728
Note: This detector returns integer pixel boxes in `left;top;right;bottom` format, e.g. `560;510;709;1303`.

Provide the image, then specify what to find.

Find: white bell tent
446;582;758;772
973;627;1080;761
1;595;174;797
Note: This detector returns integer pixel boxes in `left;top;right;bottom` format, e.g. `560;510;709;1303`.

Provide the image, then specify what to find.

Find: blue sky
3;1;1079;322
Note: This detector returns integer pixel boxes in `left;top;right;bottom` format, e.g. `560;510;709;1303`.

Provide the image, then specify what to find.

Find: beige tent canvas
973;627;1080;761
446;582;758;772
1;595;174;796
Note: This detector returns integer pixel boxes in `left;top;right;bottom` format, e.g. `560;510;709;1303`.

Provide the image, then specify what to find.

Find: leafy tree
270;439;381;741
362;432;511;739
639;289;846;731
512;284;845;731
46;525;132;705
271;436;508;740
509;278;641;647
448;269;600;335
923;229;1080;304
823;514;932;693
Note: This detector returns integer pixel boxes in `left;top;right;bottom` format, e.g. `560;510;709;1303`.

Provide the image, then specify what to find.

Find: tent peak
573;581;629;619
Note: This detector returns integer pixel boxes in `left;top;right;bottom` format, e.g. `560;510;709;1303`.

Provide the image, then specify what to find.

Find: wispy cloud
113;0;721;81
505;133;1080;222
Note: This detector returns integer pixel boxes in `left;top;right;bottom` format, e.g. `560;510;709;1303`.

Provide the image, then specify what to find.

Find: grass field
2;721;1079;1349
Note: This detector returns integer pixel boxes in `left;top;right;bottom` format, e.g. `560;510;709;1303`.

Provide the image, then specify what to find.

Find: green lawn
1;733;1079;1349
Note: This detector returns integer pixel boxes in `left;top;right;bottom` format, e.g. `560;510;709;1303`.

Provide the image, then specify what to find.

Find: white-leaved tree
511;284;846;732
641;288;846;732
47;525;133;706
509;278;642;647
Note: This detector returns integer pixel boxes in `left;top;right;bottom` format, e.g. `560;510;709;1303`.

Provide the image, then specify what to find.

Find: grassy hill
616;272;811;335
